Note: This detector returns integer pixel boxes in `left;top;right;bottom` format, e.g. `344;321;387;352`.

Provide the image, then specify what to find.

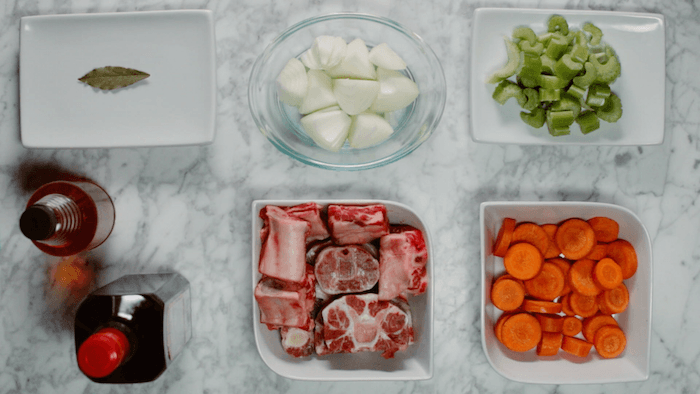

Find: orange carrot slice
524;262;566;301
491;278;526;311
569;292;599;318
548;258;572;296
555;218;596;260
561;336;593;357
582;314;618;342
522;299;562;314
504;243;543;280
587;217;620;243
500;313;542;352
512;223;551;256
494;218;516;257
536;332;563;356
568;259;602;296
593;258;623;290
594;324;627;358
606;239;638;279
597;283;630;315
494;312;516;343
559;294;575;316
585;243;608;261
535;313;564;332
541;224;562;259
561;316;583;337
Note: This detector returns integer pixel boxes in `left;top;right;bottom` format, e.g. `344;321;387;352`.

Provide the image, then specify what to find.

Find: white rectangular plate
20;10;216;148
470;8;665;145
252;200;433;381
480;201;652;384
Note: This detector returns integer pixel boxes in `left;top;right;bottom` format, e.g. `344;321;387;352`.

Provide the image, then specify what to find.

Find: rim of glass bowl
247;12;447;171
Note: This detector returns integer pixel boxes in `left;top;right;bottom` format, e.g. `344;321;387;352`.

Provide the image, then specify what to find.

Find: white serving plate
470;8;665;145
480;201;652;384
20;10;216;148
252;200;433;381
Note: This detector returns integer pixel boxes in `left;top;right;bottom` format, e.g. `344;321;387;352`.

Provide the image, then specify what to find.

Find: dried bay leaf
78;66;150;90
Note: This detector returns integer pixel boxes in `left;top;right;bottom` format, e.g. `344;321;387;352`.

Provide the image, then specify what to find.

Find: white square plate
470;8;665;145
252;200;433;381
20;10;216;148
480;201;652;384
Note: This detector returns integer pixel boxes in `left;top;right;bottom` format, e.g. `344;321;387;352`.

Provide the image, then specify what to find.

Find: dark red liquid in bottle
74;273;191;383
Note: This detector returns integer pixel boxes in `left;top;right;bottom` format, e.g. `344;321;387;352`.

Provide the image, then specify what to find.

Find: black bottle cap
19;205;57;240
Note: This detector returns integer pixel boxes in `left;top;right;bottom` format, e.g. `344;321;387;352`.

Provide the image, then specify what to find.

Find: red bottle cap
77;328;130;378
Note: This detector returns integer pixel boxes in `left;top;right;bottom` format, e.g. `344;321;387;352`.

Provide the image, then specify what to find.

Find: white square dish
251;200;433;381
480;201;652;384
470;8;665;145
20;10;216;148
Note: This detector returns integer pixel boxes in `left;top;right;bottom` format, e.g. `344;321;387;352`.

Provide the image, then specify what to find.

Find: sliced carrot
494;312;516;343
524;262;566;301
561;316;583;337
535;313;564;332
536;332;563;356
555;218;596;260
606;239;638;279
494;273;524;287
512;222;551;256
559;294;575;316
541;224;562;259
587;217;620;243
593;258;623;290
581;314;618;342
494;218;516;257
548;258;572;296
597;283;630;315
568;292;599;318
491;278;526;311
594;324;627;358
503;243;543;280
522;299;562;314
585;243;608;261
561;336;593;357
500;313;542;352
568;259;602;296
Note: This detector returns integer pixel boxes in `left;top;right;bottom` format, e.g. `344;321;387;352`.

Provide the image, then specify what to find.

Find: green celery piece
576;110;601;134
546;109;571;136
547;109;575;128
539;74;569;89
519;52;542;76
551;92;581;118
586;93;606;107
540;88;561;102
595;93;623;122
583;22;603;46
492;80;525;105
521;88;540;111
572;62;597;88
589;46;621;84
554;53;584;81
571;44;589;63
574;30;588;46
588;83;611;98
537;32;554;45
567;84;587;101
517;74;539;88
513;26;537;45
520;107;546;128
487;38;522;84
540;55;556;74
548;15;569;35
544;33;569;60
520;40;544;54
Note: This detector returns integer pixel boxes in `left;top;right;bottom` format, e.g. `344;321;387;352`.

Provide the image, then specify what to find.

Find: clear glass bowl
248;13;446;171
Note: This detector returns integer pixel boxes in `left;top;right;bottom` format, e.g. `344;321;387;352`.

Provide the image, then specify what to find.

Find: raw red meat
314;294;414;359
280;325;315;358
378;225;428;301
314;245;380;295
254;265;315;330
259;205;310;283
327;204;389;245
284;202;330;243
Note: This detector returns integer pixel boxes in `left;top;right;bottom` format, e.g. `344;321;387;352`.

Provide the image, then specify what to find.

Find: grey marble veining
1;0;699;393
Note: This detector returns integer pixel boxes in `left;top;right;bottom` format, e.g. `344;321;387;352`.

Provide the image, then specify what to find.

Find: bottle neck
77;327;132;379
21;194;81;245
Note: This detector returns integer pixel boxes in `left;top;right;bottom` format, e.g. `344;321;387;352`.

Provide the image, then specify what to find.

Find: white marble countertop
1;0;699;392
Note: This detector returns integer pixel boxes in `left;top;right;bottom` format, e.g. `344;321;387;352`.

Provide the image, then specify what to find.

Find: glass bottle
74;273;192;383
19;181;115;256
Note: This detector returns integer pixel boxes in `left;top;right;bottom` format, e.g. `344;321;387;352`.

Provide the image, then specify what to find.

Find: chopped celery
486;38;521;84
576;111;600;134
539;88;561;102
566;84;587;101
492;80;525;105
520;107;546;128
595;93;623;122
574;30;588;47
519;53;542;78
513;26;537;45
521;88;540;111
572;62;597;88
517;74;539;88
589;46;621;84
551;92;581;118
554;53;584;81
570;44;589;63
540;55;556;74
520;40;544;54
548;15;569;35
588;83;611;98
544;33;569;60
583;22;603;46
539;74;568;89
537;32;554;45
547;109;575;128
